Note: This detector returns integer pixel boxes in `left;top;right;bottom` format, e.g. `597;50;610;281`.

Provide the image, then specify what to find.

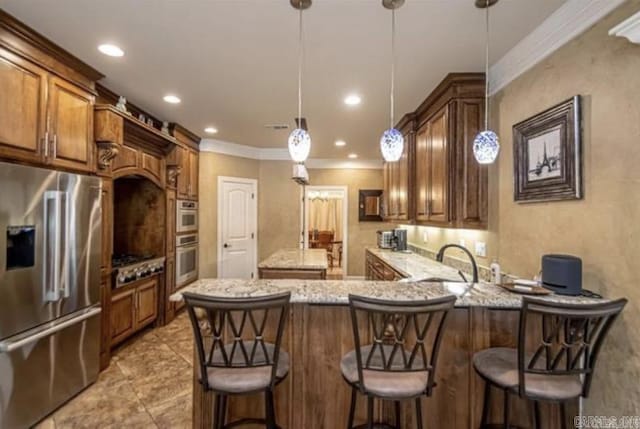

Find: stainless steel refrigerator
0;161;102;428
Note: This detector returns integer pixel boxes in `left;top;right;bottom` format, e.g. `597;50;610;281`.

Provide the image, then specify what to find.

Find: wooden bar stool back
342;294;456;429
183;291;291;429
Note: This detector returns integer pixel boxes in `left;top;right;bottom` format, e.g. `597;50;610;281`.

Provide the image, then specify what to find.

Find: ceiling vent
264;124;290;130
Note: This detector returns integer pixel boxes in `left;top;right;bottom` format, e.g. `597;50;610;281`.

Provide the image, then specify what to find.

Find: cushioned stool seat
473;347;583;401
341;345;428;398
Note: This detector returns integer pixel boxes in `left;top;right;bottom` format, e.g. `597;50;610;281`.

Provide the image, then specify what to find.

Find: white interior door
218;177;257;279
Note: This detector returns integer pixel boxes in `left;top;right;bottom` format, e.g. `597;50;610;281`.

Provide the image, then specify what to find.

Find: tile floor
35;313;194;429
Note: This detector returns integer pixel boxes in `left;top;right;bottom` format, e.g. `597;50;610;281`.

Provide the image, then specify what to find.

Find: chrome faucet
436;244;479;284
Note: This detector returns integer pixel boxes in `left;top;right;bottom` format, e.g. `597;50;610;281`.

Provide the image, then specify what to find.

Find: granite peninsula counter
173;279;604;428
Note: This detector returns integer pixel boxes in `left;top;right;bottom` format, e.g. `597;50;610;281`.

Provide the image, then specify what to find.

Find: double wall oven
176;200;198;287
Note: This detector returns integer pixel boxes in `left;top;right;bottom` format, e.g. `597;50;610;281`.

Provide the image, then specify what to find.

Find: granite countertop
171;278;606;309
258;248;329;270
367;247;464;281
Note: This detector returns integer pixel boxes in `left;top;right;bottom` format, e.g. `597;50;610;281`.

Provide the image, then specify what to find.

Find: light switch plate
475;241;487;257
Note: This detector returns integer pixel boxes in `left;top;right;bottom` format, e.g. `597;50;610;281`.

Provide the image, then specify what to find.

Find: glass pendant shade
473;130;500;164
380;128;404;162
288;128;311;163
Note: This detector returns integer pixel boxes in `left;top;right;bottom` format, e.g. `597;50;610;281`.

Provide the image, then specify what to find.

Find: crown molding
199;138;383;169
609;10;640;44
489;0;626;95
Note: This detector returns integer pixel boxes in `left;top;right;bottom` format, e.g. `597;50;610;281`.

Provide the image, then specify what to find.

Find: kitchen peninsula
171;279;604;428
258;248;329;280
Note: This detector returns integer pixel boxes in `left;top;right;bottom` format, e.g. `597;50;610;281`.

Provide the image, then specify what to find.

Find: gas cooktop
112;254;165;288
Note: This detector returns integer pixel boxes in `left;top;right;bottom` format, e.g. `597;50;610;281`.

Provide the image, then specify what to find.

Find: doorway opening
217;176;258;279
302;186;348;279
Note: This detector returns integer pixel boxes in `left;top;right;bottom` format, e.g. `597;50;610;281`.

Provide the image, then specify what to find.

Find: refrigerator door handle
0;306;101;353
43;190;69;301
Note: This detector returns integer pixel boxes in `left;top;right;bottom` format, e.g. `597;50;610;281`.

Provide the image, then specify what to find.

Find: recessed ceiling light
98;44;124;57
204;127;218;134
163;95;181;104
348;153;358;159
344;94;362;106
335;140;346;147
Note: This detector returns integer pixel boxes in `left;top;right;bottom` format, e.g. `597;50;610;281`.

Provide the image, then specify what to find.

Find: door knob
223;243;231;248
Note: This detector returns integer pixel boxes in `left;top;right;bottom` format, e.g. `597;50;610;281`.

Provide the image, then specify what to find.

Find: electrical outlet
422;231;428;243
459;238;466;248
475;241;487;258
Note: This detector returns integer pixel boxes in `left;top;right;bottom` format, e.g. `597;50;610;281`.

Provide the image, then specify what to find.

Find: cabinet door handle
417;212;426;216
43;132;49;158
52;134;57;159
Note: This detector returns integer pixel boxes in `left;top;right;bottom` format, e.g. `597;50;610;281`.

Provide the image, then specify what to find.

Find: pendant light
288;0;312;163
473;0;500;164
380;0;405;162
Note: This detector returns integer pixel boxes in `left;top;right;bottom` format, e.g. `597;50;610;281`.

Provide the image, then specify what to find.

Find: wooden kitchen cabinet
110;277;159;346
365;250;406;281
170;124;200;201
136;280;158;328
384;73;487;229
110;288;136;346
382;114;413;222
0;48;47;164
46;76;95;172
0;13;100;172
416;105;451;225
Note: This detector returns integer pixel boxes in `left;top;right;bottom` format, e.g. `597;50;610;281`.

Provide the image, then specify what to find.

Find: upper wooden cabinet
0;11;101;172
383;73;488;229
416;105;451;225
0;48;47;163
382;114;414;222
169;124;200;201
47;76;95;172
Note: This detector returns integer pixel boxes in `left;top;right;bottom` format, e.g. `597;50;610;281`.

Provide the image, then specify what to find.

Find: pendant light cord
484;0;490;131
390;8;396;129
298;3;303;125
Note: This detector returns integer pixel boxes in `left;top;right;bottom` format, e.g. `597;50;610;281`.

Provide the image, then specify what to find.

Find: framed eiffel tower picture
513;95;582;203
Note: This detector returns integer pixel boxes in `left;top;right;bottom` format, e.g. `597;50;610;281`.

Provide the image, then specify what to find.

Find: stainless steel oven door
176;200;198;233
176;236;198;286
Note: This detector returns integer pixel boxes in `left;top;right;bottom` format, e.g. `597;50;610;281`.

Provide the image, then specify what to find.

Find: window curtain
309;197;343;242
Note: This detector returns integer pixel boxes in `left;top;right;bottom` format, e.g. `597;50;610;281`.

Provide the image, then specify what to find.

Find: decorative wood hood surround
94;104;177;187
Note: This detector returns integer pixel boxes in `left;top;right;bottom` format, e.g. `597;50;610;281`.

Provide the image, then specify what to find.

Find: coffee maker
392;229;408;252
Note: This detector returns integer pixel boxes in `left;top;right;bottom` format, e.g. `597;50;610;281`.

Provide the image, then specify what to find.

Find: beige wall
309;168;394;277
199;155;387;278
493;1;639;414
198;152;259;278
257;161;300;262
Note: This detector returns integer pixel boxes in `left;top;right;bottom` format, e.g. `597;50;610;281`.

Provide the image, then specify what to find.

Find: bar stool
341;294;457;429
473;296;627;429
183;291;291;429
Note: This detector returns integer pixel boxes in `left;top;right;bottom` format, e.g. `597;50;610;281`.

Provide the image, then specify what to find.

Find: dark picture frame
513;95;582;203
358;189;383;222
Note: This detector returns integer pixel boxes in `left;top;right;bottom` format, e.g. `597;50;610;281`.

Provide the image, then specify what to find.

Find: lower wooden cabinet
365;250;406;281
110;277;159;346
